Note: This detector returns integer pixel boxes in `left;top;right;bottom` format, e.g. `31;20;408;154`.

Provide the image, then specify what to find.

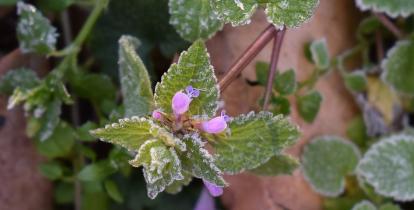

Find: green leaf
352;200;376;210
357;134;414;201
91;117;153;151
104;180;124;203
36;99;62;141
78;160;118;182
344;71;367;92
255;61;269;86
0;0;17;5
54;182;74;204
211;111;299;174
169;0;223;42
270;96;291;115
129;139;184;199
250;154;299;176
154;40;219;117
379;203;401;210
297;90;322;123
346;116;368;147
70;72;116;103
309;38;330;70
211;0;258;26
77;122;98;142
118;35;154;117
165;171;192;194
37;0;73;12
36;122;75;158
38;161;63;180
265;0;319;29
16;2;58;54
301;136;360;196
356;0;414;17
274;69;296;95
382;40;414;96
0;68;39;95
92;117;186;152
180;134;226;186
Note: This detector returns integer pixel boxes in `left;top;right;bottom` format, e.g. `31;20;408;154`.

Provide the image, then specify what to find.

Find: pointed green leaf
309;38;330;70
255;61;270;86
78;160;118;182
169;0;224;42
154;40;219;117
104;180;124;203
129;139;184;199
270;96;291;115
70;72;116;103
250;154;299;176
356;0;414;17
118;35;154;117
165;171;192;194
297;90;322;123
274;69;296;95
265;0;319;29
352;200;376;210
91;117;154;151
211;111;299;174
35;122;75;158
0;68;39;95
180;133;226;186
17;2;58;54
344;71;367;92
302;136;360;197
357;134;414;201
211;0;257;26
381;40;414;96
38;161;64;180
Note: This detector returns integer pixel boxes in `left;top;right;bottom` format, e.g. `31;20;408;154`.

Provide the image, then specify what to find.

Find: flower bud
172;92;191;115
202;111;230;134
152;110;162;120
203;180;223;197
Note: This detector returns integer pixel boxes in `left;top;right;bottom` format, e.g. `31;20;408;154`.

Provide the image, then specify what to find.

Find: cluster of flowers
152;86;229;197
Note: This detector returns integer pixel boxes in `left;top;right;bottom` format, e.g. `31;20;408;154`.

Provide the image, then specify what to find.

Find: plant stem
375;30;384;61
219;24;277;92
373;13;404;39
262;28;286;111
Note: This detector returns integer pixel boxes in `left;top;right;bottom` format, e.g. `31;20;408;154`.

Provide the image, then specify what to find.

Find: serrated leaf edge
355;0;413;18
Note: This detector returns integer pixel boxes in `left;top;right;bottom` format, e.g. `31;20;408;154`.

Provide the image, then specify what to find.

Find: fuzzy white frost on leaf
356;0;414;18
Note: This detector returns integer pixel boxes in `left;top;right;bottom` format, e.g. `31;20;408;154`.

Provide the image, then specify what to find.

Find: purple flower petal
186;85;200;98
203;180;223;197
202;116;228;134
152;110;162;120
172;92;191;115
194;188;216;210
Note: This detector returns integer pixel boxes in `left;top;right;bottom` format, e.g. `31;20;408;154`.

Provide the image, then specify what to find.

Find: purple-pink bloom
202;111;230;134
194;188;216;210
202;180;223;197
152;110;162;120
171;86;200;115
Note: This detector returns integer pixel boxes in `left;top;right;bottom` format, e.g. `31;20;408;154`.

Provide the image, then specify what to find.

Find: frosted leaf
91;117;154;151
357;134;414;201
309;38;330;70
250;153;299;176
211;0;257;26
381;40;414;96
352;200;377;210
180;133;226;186
0;68;40;95
17;2;58;54
165;170;192;194
211;111;299;174
356;0;414;18
118;35;154;117
297;90;322;123
301;136;360;197
169;0;224;42
129;139;184;199
154;40;219;117
266;0;319;29
344;70;367;92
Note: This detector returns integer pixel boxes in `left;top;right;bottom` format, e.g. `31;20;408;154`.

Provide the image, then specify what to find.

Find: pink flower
152;110;162;120
202;111;230;134
171;86;199;115
202;180;223;197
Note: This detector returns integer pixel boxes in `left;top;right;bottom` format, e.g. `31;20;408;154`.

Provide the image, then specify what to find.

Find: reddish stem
374;13;404;39
219;24;277;92
262;28;286;111
375;30;384;61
